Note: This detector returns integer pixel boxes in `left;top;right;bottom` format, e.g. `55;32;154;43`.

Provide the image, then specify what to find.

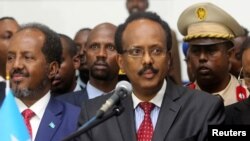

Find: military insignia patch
196;7;206;21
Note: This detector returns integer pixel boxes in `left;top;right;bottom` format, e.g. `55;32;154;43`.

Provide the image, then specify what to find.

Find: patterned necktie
137;102;155;141
22;109;35;138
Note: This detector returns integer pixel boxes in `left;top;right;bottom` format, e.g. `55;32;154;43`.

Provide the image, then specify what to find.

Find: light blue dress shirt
86;82;114;99
133;79;167;131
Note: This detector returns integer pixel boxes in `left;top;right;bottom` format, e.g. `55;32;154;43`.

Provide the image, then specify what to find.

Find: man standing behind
74;28;92;88
57;23;119;107
0;17;19;81
126;0;149;14
178;2;249;106
51;34;81;95
0;17;19;106
229;27;249;78
225;37;250;125
76;12;224;141
6;23;80;141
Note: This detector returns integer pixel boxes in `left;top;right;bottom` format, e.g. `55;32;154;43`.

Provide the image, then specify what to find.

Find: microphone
96;81;132;118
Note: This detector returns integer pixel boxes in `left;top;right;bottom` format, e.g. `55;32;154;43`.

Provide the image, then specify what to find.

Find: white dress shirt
0;76;4;82
77;76;86;89
15;92;51;141
73;82;82;92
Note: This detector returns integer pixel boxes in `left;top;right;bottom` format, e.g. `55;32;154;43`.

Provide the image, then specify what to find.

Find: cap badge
196;7;207;21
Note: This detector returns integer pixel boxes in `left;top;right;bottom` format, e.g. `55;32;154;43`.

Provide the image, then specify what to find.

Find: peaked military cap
177;2;244;45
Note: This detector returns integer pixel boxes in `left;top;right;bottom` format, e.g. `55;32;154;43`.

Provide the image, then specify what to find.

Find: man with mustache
57;23;119;107
125;0;183;85
6;23;80;141
177;2;249;106
75;12;224;141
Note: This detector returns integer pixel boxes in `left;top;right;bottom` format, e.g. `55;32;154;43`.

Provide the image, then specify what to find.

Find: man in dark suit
51;34;81;96
225;37;250;124
225;97;250;125
75;12;225;141
6;23;80;141
74;28;92;88
57;23;119;107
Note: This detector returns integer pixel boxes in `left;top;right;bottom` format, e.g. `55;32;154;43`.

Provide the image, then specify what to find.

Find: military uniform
178;2;249;106
187;75;249;106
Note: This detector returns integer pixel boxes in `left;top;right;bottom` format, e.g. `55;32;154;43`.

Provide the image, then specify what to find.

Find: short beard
13;87;32;98
90;70;110;81
12;77;49;98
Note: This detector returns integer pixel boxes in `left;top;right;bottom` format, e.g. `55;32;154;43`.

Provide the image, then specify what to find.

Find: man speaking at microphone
75;12;225;141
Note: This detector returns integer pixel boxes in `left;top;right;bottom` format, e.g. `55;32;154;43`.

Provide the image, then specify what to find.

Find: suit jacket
76;79;225;141
56;89;89;107
0;82;5;106
225;97;250;124
35;97;81;141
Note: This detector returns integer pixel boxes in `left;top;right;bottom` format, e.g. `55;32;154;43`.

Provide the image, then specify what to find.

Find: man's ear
117;54;125;74
73;54;80;70
48;61;59;79
228;47;235;60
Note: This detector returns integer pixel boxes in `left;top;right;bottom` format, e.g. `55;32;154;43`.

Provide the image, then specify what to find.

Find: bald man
57;23;119;107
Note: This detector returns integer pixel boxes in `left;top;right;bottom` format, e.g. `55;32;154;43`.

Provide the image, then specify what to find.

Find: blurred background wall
1;0;249;82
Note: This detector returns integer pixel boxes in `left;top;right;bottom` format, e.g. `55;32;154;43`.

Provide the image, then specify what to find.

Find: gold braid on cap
184;33;235;41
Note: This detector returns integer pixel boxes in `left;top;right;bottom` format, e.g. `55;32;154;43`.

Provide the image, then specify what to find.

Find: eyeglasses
122;47;167;58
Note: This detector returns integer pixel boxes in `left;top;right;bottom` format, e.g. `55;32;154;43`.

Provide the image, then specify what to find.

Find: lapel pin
49;122;55;129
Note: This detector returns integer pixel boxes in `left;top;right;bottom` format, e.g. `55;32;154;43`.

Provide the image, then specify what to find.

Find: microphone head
115;81;132;98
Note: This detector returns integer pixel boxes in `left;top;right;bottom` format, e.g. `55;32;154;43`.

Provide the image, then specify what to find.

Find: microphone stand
62;106;124;141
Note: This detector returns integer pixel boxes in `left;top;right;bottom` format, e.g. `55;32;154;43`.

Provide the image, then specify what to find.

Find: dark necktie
22;109;35;138
137;102;155;141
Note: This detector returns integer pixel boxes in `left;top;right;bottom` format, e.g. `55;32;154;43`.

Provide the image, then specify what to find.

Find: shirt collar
77;76;86;88
74;82;82;92
15;91;51;119
132;79;167;109
194;74;234;95
0;76;5;82
86;81;106;99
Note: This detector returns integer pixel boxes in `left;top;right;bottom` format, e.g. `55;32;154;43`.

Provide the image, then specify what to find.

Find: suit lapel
0;82;5;106
235;97;250;124
35;98;63;141
116;96;137;141
152;79;182;141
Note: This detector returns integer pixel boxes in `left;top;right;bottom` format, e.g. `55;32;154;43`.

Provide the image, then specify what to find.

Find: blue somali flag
0;87;31;141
